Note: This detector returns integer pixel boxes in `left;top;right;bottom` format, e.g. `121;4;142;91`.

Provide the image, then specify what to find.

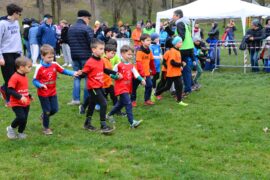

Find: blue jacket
37;22;57;47
159;29;168;45
28;23;39;45
150;43;162;72
67;19;94;61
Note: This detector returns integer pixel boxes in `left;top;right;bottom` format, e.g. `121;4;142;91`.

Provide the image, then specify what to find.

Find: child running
107;45;146;128
79;39;120;134
33;44;79;135
131;34;156;107
154;37;188;106
6;56;32;139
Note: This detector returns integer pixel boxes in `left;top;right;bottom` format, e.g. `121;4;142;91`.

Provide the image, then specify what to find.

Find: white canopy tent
156;0;270;35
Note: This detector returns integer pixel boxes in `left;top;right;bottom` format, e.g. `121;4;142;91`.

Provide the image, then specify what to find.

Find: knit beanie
151;33;159;41
77;10;91;17
252;19;260;27
172;36;182;45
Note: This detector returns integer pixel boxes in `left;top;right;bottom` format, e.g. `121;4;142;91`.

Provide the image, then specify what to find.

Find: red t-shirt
82;57;105;89
8;72;31;107
114;62;139;96
33;62;64;97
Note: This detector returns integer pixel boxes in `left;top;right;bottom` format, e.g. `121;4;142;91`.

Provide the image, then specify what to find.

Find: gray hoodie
0;17;22;59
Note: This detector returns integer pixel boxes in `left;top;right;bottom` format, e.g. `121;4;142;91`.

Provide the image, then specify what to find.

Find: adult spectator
28;19;40;66
225;19;237;56
172;9;195;96
0;3;23;106
37;14;57;50
131;22;142;51
60;19;72;67
22;18;32;58
193;23;204;40
143;21;155;35
245;19;264;72
67;10;93;105
116;26;128;38
264;16;270;38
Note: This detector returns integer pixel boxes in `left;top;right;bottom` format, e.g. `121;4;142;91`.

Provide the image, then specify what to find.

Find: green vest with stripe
175;23;194;50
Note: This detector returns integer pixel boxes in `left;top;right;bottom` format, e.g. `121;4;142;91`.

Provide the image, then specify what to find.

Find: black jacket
208;23;219;40
67;19;94;61
61;26;69;44
245;25;264;50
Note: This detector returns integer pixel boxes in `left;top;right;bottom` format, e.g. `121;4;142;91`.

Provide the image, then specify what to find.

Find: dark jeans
180;49;194;93
85;88;107;126
131;76;152;102
155;76;183;102
109;93;133;125
38;95;58;129
11;106;30;133
1;53;21;101
249;48;260;72
104;85;117;105
152;73;160;89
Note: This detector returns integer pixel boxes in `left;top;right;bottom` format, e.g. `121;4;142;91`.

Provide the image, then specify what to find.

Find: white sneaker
68;64;72;67
32;63;37;67
67;100;81;105
18;133;27;139
56;55;61;59
62;63;68;67
106;114;115;123
6;126;17;139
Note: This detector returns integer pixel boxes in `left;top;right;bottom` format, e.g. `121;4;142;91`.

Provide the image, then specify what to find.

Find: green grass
1;53;270;179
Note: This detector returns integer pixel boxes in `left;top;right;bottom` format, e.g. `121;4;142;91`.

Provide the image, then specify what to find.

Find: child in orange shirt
154;36;188;106
131;34;156;106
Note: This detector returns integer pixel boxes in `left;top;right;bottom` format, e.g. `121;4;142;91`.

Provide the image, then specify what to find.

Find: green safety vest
143;28;155;35
175;24;194;50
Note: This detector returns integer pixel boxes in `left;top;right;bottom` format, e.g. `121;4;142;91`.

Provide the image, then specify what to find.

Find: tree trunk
90;0;96;21
51;0;56;21
171;0;174;8
142;0;147;16
147;0;153;21
36;0;39;8
38;0;44;21
162;0;167;8
56;0;61;22
130;0;137;25
112;0;125;25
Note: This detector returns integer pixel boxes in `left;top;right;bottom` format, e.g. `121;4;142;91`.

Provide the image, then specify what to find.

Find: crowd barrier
116;38;131;56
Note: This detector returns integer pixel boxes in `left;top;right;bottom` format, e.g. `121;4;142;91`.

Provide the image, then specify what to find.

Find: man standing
37;14;57;49
0;3;23;106
172;9;195;96
67;10;94;105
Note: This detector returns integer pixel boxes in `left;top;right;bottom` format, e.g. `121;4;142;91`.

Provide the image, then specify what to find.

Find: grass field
1;49;270;179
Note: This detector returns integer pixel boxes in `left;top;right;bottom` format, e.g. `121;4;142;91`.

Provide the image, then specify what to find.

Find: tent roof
156;0;270;20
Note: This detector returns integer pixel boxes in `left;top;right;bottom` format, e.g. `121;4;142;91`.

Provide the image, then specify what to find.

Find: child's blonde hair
40;44;54;56
15;56;32;69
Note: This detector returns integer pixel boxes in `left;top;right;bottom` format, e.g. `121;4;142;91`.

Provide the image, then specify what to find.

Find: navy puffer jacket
68;19;94;61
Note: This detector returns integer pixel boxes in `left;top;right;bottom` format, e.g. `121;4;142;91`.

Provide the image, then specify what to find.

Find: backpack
239;35;249;50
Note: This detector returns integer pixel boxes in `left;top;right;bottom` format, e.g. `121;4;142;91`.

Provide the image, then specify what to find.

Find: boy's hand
0;58;5;66
41;84;47;90
73;71;80;77
141;80;146;86
117;73;123;79
20;96;27;104
182;62;186;67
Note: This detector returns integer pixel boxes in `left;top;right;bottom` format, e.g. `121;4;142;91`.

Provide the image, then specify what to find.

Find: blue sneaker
130;120;143;128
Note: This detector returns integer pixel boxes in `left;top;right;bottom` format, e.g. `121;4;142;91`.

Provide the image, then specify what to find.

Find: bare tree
146;0;153;20
112;0;126;24
51;0;56;20
38;0;44;21
129;0;137;25
56;0;61;22
162;0;167;8
90;0;96;21
142;0;147;15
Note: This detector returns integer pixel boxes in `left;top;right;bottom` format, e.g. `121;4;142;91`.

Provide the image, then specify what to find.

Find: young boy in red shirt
33;44;79;135
107;45;145;128
154;36;188;106
79;39;120;134
131;34;156;107
6;56;32;139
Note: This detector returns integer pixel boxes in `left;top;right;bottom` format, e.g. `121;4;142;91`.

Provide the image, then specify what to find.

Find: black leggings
155;76;183;102
152;73;160;89
1;53;20;101
11;106;30;133
85;89;107;124
156;71;167;92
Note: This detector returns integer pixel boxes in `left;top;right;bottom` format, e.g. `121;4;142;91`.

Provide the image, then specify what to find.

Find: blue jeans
72;60;88;102
109;93;133;125
249;49;260;72
131;76;152;102
38;95;58;129
24;40;31;59
182;58;192;93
